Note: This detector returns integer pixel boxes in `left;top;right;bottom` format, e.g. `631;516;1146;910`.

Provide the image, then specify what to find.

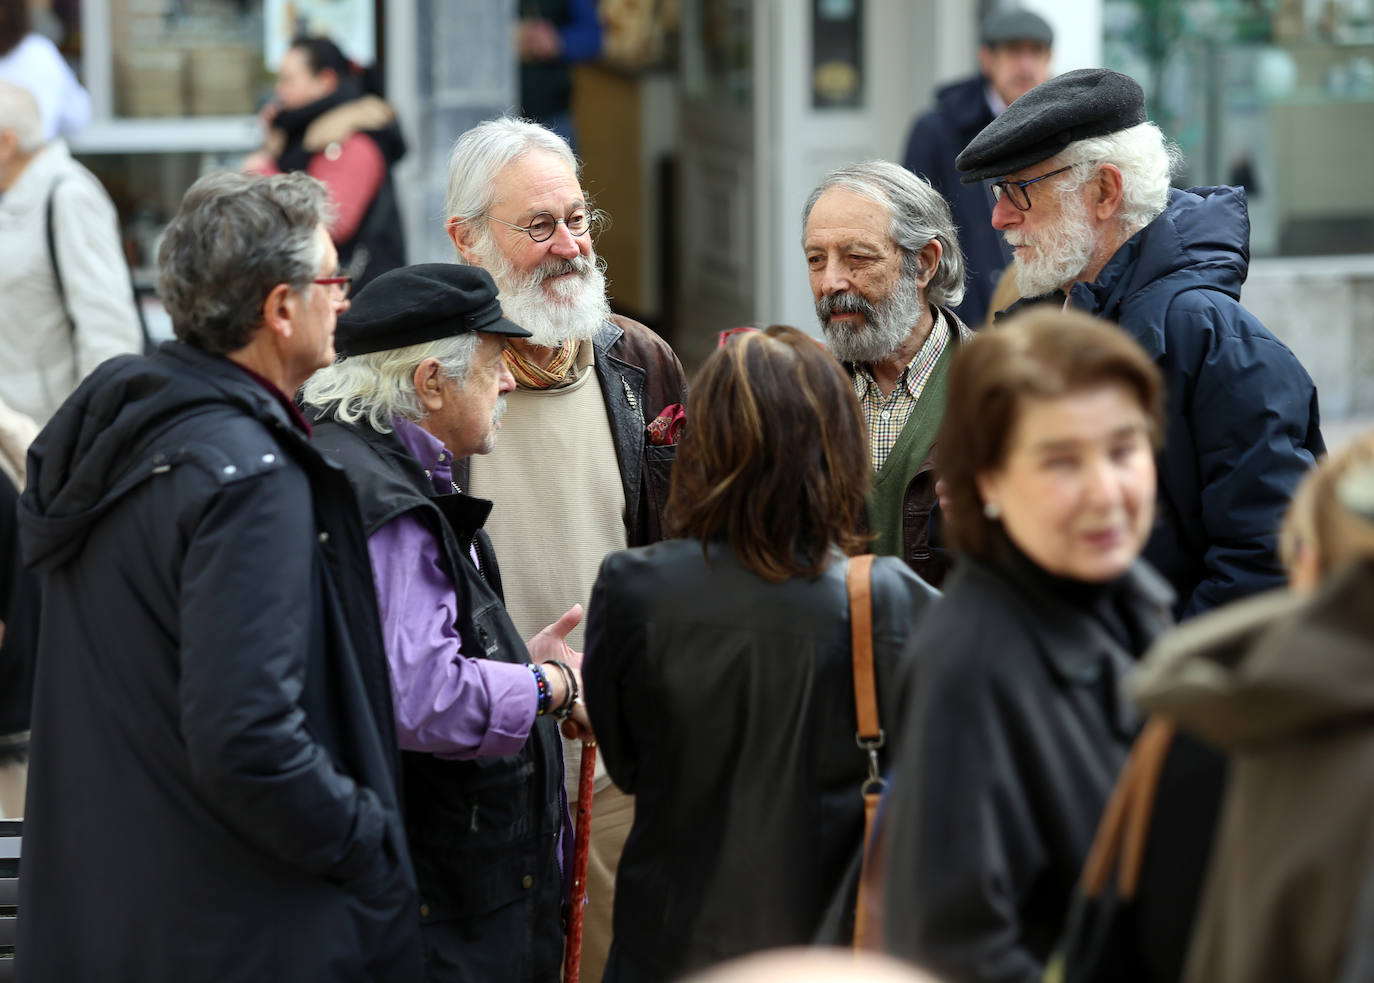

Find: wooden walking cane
564;740;597;983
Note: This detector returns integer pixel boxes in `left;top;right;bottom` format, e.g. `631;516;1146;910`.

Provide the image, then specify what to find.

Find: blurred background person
584;325;940;981
0;81;141;426
246;35;405;292
1131;430;1374;983
0;0;88;143
518;0;603;153
901;8;1052;327
883;308;1173;982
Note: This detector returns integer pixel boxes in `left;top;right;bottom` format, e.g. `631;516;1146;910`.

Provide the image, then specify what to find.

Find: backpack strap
45;179;74;334
46;176;155;353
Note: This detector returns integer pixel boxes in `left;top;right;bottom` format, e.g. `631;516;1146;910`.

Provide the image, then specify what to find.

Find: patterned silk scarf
503;338;578;389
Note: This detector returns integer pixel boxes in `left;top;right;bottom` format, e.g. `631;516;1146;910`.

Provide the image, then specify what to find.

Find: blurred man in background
902;8;1052;326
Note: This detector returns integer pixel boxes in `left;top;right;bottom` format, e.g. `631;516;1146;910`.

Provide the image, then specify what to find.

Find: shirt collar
392;416;455;493
853;306;947;400
229;362;313;436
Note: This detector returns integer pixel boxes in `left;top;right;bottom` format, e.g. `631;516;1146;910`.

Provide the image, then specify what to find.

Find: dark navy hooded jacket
1028;186;1324;617
903;75;1012;326
15;342;422;980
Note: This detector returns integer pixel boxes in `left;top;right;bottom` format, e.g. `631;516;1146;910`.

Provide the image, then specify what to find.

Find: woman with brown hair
881;308;1175;982
583;325;939;982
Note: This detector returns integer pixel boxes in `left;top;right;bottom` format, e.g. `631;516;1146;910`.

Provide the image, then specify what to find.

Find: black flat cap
956;68;1147;184
981;8;1053;47
335;263;530;357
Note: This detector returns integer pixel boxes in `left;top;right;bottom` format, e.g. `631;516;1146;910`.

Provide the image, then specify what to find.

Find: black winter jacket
882;549;1174;983
1021;186;1324;618
584;541;940;981
902;75;1011;326
15;343;422;981
311;418;567;983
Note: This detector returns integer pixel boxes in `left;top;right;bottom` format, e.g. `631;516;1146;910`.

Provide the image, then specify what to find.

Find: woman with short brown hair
584;325;939;981
882;307;1175;982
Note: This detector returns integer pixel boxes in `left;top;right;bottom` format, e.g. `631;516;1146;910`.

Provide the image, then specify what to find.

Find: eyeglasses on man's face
313;274;352;299
483;209;590;243
990;164;1076;211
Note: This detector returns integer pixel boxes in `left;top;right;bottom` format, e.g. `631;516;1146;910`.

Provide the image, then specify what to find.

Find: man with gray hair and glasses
443;115;687;979
304;263;592;981
802;158;970;588
957;68;1324;616
16;170;423;979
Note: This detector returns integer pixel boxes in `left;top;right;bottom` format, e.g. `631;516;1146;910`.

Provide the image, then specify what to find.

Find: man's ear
412;357;446;412
1089;164;1126;222
915;239;943;290
447;217;481;263
259;282;296;344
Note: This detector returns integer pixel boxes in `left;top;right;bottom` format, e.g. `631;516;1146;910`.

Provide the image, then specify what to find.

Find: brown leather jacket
454;314;688;547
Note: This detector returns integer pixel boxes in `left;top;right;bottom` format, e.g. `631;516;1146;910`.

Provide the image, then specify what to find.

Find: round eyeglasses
990;164;1075;211
313;274;352;299
483;210;590;243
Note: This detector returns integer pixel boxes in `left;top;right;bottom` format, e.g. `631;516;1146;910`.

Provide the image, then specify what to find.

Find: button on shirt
852;309;949;472
365;416;538;760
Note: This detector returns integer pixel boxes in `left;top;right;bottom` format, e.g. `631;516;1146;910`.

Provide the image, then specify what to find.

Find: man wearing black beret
901;8;1054;326
303;262;592;982
953;66;1324;621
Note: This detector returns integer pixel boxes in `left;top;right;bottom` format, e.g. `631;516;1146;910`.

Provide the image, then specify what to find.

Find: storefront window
109;0;266;119
1104;0;1374;257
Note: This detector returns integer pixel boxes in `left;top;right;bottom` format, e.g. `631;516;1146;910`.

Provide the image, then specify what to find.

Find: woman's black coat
584;539;939;982
881;554;1173;983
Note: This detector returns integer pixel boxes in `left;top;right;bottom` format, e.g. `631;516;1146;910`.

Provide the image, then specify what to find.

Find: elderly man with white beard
442;116;688;981
802;159;971;588
956;68;1324;618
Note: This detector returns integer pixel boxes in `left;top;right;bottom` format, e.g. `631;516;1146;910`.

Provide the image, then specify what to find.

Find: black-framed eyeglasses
483;210;590;243
314;274;352;298
990;164;1075;211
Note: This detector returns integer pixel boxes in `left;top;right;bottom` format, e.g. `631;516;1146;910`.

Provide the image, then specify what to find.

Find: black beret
981;8;1053;47
955;68;1147;184
335;263;530;357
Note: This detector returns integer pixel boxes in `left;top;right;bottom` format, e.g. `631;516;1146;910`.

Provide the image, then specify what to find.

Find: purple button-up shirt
367;417;538;760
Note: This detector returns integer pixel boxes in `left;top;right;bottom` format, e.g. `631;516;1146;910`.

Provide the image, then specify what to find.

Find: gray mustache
817;291;876;323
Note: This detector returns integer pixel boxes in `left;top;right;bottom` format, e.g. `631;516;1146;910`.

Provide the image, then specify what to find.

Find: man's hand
526;604;582;667
518;18;562;60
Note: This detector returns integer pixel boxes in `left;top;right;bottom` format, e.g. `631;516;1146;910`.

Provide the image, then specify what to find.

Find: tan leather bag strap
1077;716;1177;900
847;554;880;741
846;553;884;950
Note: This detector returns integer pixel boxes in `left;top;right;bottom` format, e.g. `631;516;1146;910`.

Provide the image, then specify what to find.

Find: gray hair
157;171;334;355
445;115;577;228
1057;122;1183;234
300;333;481;434
0;82;43;152
802;160;966;308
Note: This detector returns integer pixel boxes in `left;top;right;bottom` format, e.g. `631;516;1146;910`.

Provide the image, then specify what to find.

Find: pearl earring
984;501;1001;520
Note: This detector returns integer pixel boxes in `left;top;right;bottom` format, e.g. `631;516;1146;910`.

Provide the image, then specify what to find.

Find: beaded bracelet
527;662;552;716
544;660;580;722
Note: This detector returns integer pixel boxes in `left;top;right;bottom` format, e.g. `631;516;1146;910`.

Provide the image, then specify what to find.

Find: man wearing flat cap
901;7;1054;326
303;262;592;982
956;67;1324;617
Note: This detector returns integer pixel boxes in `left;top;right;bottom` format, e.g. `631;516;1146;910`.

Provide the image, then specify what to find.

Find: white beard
1005;193;1099;298
474;235;612;348
816;273;926;365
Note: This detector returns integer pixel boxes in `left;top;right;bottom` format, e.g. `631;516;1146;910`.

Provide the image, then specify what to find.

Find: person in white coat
0;0;90;144
0;82;140;425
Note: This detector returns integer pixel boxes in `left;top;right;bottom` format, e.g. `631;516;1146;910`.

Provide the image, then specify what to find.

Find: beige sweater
469;347;626;798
